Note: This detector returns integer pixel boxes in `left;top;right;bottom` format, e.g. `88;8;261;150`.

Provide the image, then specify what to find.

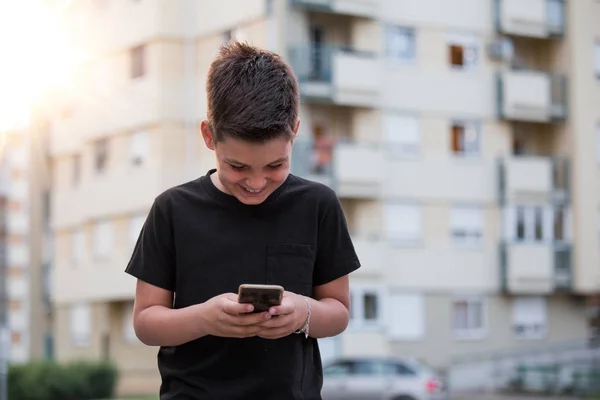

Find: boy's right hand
199;293;272;338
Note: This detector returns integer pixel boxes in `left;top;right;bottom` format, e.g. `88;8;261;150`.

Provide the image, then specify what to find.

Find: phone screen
238;286;283;313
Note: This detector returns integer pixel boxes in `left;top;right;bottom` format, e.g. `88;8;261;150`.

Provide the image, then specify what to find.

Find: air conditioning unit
487;37;514;62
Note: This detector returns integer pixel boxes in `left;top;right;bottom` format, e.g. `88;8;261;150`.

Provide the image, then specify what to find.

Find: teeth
245;187;261;193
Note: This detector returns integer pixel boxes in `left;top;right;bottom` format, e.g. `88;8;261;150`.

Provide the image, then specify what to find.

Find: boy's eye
267;163;283;169
230;165;245;171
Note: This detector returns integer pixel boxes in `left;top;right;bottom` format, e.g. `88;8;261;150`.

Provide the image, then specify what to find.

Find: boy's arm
257;275;350;340
133;280;269;347
133;280;203;346
126;195;270;347
307;274;351;337
258;187;359;339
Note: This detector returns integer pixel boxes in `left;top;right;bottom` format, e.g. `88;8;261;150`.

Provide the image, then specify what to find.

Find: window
265;0;276;50
452;296;486;340
350;286;384;329
72;154;80;185
324;361;414;377
42;190;50;229
384;203;422;245
93;138;108;173
547;0;564;32
265;0;274;16
503;206;568;242
223;30;233;43
354;361;396;376
597;209;600;254
130;131;148;166
130;45;145;79
450;121;480;156
596;124;600;164
450;206;484;246
324;362;353;377
383;114;420;157
363;293;378;321
11;332;21;345
594;41;600;80
70;303;91;347
388;293;424;341
93;220;113;258
72;229;84;264
513;296;547;339
448;34;478;70
129;215;145;246
123;302;139;343
386;26;415;62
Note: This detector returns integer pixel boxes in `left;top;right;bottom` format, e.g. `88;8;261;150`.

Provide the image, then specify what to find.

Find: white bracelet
294;297;311;339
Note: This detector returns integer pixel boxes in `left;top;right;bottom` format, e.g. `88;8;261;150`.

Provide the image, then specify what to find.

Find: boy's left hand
257;291;309;340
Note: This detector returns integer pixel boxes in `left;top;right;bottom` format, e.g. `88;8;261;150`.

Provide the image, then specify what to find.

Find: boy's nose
246;177;266;189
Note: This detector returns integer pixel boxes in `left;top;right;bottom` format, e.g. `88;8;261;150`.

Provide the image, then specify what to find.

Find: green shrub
7;360;118;400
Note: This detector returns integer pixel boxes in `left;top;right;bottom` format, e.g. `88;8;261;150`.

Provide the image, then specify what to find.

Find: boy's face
201;121;297;206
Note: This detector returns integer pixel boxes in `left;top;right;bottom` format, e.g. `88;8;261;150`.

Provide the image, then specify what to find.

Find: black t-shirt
125;169;361;400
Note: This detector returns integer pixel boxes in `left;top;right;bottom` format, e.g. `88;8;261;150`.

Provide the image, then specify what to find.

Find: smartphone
237;284;284;313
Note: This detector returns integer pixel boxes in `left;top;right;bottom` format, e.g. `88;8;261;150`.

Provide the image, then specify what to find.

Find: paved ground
452;395;585;400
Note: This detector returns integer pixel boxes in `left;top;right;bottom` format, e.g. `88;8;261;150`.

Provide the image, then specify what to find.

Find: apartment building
0;129;37;364
44;0;599;396
289;0;600;363
288;0;600;367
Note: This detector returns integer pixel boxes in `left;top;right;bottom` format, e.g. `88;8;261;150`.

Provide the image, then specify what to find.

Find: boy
125;42;361;400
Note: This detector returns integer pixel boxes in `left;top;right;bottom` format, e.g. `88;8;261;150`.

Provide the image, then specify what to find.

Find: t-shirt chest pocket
266;243;315;296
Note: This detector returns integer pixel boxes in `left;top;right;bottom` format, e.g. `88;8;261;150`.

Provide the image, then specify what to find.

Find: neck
211;170;231;195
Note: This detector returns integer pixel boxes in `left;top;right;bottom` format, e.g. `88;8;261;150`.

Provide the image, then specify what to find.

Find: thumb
223;293;239;302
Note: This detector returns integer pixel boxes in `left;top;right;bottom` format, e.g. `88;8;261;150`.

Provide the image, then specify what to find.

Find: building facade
0;129;36;364
45;0;599;396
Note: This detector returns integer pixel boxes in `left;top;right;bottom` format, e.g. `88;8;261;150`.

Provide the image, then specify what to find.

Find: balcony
350;236;386;277
52;255;136;304
498;156;569;205
497;70;567;122
495;0;565;38
291;140;383;198
500;242;572;294
51;162;185;229
292;0;379;18
289;45;380;107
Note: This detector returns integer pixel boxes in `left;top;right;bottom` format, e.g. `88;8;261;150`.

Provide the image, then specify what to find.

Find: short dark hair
206;41;299;143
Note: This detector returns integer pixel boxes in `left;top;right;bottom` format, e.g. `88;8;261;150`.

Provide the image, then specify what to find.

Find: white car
321;356;448;400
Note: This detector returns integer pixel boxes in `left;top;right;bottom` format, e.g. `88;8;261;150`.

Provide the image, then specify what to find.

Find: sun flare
0;0;79;130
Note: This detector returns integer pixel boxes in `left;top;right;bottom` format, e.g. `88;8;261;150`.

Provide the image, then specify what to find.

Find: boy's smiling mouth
239;185;266;195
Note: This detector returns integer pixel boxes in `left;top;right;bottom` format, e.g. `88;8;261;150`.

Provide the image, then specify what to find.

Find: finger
232;325;264;338
259;315;292;330
223;293;239;301
269;298;295;316
222;298;255;315
222;311;272;327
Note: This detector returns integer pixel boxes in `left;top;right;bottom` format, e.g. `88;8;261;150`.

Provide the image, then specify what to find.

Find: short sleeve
125;194;176;291
313;190;361;286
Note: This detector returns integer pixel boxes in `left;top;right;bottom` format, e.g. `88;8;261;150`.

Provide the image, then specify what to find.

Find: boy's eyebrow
225;156;288;166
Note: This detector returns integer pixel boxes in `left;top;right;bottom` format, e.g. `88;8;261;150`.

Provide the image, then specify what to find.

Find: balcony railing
292;0;379;18
291;139;383;198
494;0;565;38
498;156;569;205
288;44;379;105
497;70;567;122
499;241;572;294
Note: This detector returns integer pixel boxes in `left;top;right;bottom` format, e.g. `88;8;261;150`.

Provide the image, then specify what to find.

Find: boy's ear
292;119;300;142
200;120;216;150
